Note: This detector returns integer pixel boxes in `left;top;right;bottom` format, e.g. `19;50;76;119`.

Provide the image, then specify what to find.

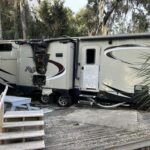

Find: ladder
0;86;45;150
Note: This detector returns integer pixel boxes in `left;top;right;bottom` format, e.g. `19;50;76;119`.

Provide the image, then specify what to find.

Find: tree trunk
20;0;27;39
101;24;108;35
14;0;19;39
95;0;105;35
0;12;2;39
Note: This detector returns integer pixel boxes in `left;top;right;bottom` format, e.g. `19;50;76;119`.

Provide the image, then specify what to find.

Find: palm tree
132;54;150;111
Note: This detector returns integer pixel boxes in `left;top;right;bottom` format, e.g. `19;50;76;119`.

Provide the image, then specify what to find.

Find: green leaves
132;54;150;111
0;0;150;39
37;0;76;37
76;0;149;35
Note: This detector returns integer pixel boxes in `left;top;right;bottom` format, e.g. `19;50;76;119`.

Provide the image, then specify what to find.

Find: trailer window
86;49;95;64
56;53;63;57
0;43;12;52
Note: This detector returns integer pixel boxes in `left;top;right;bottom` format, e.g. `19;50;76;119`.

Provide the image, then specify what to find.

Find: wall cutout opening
86;49;95;64
0;43;12;52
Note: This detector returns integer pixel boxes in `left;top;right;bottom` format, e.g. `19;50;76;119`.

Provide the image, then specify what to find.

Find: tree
76;0;121;35
0;0;5;39
0;9;2;39
0;0;15;39
76;0;150;36
75;8;92;36
20;0;27;39
14;0;20;39
111;0;149;34
0;0;12;39
13;0;29;39
37;0;69;37
65;8;80;36
0;0;30;39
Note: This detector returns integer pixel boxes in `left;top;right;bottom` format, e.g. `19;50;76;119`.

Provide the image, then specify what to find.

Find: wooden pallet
4;110;44;119
0;109;45;149
3;120;44;128
0;140;45;150
0;86;45;149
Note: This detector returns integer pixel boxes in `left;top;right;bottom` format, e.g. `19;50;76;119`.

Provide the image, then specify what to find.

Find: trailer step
4;110;43;119
79;94;96;99
78;100;94;106
3;120;44;128
0;140;45;150
0;129;44;140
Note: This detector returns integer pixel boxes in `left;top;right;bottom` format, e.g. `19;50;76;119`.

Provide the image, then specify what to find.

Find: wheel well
52;89;79;103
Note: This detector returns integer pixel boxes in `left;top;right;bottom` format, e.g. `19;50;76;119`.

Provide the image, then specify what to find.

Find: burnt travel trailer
0;33;150;107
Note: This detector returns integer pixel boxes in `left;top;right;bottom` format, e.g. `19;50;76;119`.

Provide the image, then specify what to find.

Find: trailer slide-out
0;33;150;107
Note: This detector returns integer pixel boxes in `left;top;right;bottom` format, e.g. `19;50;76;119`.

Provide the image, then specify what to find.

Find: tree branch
103;0;120;25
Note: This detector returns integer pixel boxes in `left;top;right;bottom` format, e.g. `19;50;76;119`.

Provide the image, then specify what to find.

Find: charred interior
31;42;49;75
16;40;50;87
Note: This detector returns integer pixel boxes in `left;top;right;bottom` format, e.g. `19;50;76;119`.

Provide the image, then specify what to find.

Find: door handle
81;66;84;70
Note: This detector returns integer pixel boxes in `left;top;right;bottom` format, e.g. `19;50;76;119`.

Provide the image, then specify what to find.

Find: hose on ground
89;98;127;109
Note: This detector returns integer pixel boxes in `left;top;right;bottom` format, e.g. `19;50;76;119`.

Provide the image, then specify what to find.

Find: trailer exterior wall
77;37;150;98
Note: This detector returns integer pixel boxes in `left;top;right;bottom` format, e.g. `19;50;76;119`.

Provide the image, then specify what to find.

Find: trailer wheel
57;95;72;107
41;95;50;104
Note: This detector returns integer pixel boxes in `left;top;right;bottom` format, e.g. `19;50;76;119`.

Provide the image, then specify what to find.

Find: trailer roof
79;32;150;41
44;33;150;43
2;33;150;43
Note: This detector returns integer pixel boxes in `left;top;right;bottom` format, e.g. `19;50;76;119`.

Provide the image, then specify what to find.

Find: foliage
76;0;150;35
37;0;78;38
0;0;33;39
131;54;150;111
0;0;15;39
0;0;150;39
65;8;80;36
75;8;90;36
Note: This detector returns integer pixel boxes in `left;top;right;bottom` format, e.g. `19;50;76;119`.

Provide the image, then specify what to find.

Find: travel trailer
0;33;150;107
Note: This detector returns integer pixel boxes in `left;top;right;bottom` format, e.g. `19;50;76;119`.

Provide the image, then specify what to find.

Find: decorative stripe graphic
0;69;15;76
28;57;66;80
46;60;66;81
104;84;133;98
0;77;9;83
46;70;66;81
0;69;14;85
104;44;150;64
48;60;65;77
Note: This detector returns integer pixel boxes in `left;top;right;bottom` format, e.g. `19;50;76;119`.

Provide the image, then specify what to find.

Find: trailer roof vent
0;43;12;52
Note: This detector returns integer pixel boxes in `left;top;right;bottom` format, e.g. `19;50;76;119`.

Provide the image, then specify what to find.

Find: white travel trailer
0;33;150;107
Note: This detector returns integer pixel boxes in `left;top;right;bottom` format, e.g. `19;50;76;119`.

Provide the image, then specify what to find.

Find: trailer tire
57;95;72;107
41;95;50;104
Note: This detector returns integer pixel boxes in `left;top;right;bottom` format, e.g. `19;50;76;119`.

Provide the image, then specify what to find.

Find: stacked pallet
0;86;45;150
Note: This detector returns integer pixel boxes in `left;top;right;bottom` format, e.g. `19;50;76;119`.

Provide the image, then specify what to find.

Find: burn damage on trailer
15;38;80;106
16;40;50;87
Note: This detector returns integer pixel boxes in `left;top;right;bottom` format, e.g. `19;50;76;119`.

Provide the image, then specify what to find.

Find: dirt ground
42;105;150;150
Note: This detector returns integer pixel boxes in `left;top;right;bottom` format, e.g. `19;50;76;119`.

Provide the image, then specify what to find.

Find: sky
64;0;87;13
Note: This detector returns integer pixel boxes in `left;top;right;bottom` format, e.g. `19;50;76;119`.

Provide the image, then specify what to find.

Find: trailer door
80;46;100;91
